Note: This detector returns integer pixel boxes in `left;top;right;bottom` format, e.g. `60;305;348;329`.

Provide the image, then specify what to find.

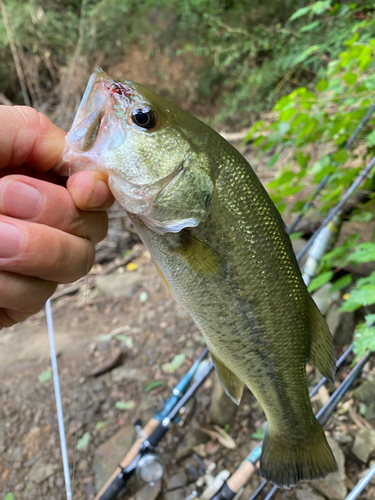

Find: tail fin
260;419;337;489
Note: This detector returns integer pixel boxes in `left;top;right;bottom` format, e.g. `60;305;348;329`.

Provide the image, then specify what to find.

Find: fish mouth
56;70;181;215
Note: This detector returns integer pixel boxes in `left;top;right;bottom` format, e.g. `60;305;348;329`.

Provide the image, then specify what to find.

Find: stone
93;425;137;492
176;428;209;459
311;284;340;316
325;304;341;337
112;366;149;383
27;457;58;484
164;488;185;500
333;311;355;346
135;482;162;500
353;379;375;404
209;373;238;427
139;395;159;412
295;487;325;500
96;272;144;299
166;472;187;490
312;437;346;500
352;427;375;463
333;431;353;444
78;459;88;471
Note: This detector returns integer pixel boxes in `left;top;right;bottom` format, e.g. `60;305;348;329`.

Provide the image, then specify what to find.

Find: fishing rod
97;353;214;500
297;154;375;262
248;350;373;500
289;102;375;234
205;341;357;500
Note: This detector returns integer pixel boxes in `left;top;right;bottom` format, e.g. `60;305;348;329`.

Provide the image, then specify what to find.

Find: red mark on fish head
110;81;134;98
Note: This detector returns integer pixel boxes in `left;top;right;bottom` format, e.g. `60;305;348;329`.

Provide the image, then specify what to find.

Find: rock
352;427;375;463
135;482;162;500
78;459;88;471
311;284;340;316
312;437;346;500
333;431;353;444
209;373;238;426
166;472;187;490
0;420;6;448
353;379;375;404
96;272;144;299
292;238;308;268
325;304;341;337
112;366;149;383
164;488;185;500
295;487;325;500
27;457;58;484
176;428;209;459
332;311;355;346
93;425;137;492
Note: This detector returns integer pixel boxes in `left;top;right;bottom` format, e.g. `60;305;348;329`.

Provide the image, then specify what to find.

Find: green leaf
332;149;349;163
329;274;352;295
349;243;375;264
289;6;311;22
267;153;280;169
340;285;375;312
162;354;186;373
251;427;266;440
316;79;328;92
38;370;52;383
4;494;15;500
279;108;297;121
115;401;136;410
308;271;334;293
95;421;107;431
267;171;294;188
290;231;303;241
76;432;90;450
366;130;375;146
296;151;310;168
144;380;165;393
299;20;320;33
353;321;375;358
342;72;358;86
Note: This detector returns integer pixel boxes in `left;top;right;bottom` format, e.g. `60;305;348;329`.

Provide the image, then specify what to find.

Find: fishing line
289;102;375;234
45;299;72;500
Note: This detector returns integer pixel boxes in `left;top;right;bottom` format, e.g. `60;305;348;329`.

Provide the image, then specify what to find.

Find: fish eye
131;107;157;129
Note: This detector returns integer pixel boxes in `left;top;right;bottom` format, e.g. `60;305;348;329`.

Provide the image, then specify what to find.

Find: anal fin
211;352;244;405
309;299;336;383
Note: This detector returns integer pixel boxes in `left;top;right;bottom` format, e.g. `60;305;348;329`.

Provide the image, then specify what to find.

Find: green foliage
248;4;375;358
353;314;375;358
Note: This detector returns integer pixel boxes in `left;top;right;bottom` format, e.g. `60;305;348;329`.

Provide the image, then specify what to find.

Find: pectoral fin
169;230;226;282
211;352;244;405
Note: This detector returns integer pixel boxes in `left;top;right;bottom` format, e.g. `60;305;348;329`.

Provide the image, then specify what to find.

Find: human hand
0;106;115;329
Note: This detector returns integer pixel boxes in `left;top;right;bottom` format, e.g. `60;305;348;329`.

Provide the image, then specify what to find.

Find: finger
0;216;95;283
67;171;115;211
0;175;108;244
0;106;66;170
0;270;57;322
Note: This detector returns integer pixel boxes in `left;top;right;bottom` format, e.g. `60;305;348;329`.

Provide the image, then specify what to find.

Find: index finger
0;106;66;171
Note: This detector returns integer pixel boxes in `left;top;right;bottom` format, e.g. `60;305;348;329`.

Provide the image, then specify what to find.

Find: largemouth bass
59;70;337;488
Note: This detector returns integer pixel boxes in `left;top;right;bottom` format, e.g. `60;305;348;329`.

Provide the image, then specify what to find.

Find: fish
58;69;338;488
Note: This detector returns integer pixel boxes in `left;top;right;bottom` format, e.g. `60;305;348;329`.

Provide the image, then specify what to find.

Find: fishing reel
136;453;165;485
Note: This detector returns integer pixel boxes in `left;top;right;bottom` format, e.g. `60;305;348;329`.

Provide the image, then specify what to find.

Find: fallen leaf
95;421;107;431
201;426;236;449
76;432;90;450
318;385;330;405
162;354;185;373
144;380;165;393
126;262;138;272
115;401;135;410
38;370;52;383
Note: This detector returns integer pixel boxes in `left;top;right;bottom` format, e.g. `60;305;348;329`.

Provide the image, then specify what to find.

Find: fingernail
86;179;108;208
2;180;43;219
0;222;24;258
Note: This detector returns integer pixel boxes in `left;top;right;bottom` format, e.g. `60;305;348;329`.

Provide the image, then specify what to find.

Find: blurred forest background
2;0;375;354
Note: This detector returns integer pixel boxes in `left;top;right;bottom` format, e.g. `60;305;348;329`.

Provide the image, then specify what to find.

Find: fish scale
59;69;338;489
